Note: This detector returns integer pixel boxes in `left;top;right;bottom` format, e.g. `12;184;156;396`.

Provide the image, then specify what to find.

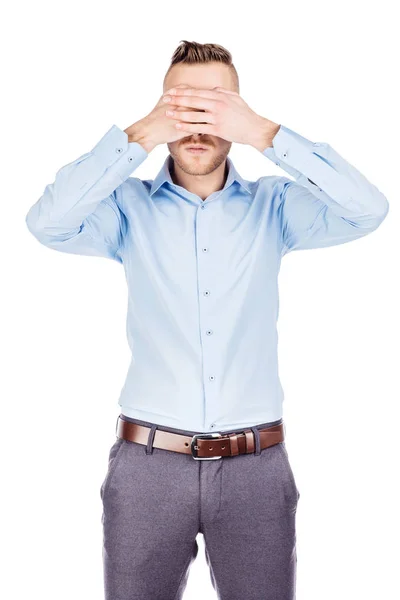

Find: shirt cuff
262;125;308;180
91;124;149;181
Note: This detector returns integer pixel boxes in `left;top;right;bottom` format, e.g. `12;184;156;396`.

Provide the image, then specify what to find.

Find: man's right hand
124;88;197;153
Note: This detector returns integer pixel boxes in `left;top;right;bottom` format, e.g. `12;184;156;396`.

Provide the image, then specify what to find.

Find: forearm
26;124;148;236
262;125;389;223
25;125;149;260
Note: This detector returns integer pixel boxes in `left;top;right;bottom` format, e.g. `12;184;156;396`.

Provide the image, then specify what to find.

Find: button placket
196;201;218;429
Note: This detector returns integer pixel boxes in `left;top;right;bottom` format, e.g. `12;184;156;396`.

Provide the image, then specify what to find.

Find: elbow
25;205;40;239
25;205;49;243
378;194;389;221
25;212;49;249
349;191;389;230
25;204;75;247
371;192;389;228
342;199;388;239
372;187;390;221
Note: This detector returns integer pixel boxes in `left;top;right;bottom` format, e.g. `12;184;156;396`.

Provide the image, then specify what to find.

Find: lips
185;145;209;150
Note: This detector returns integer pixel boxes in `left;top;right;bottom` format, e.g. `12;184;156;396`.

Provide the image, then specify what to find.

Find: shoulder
256;174;295;200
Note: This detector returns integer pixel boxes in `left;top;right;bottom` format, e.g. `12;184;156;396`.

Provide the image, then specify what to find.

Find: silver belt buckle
191;432;223;460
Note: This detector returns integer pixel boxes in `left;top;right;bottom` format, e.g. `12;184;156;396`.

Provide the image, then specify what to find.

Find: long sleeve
25;125;148;262
262;125;389;255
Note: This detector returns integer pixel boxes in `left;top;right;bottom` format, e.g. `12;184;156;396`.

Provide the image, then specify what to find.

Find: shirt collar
149;154;252;197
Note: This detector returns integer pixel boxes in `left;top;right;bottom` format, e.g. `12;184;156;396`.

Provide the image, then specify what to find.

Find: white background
1;1;399;598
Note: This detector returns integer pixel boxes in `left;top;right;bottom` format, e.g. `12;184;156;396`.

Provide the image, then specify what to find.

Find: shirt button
282;151;288;158
200;204;206;210
116;147;123;153
209;375;215;381
210;423;215;428
206;329;213;335
128;156;134;162
203;290;210;296
202;247;208;252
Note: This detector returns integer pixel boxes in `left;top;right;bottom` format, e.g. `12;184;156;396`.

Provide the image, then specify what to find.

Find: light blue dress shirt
25;124;389;432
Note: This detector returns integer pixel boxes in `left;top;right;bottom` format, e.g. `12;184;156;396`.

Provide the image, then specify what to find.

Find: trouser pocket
100;437;125;501
276;441;300;503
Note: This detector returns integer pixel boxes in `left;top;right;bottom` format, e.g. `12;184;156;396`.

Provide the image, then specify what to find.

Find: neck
170;157;228;201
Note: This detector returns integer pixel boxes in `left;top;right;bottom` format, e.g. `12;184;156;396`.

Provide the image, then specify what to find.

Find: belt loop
115;415;120;436
145;424;158;455
250;426;261;455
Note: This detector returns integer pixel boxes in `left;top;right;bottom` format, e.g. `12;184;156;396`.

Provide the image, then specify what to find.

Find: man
25;40;389;600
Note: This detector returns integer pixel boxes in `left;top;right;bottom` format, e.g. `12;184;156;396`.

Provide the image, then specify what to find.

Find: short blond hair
164;40;239;93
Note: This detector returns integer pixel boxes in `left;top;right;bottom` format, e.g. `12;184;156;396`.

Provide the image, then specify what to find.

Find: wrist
252;118;281;153
124;121;156;153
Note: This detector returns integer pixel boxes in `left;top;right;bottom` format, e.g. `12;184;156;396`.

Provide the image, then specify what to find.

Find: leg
100;437;200;600
201;441;300;600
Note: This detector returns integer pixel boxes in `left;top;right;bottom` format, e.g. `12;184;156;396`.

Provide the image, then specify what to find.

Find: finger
165;83;189;91
162;83;189;96
165;109;215;124
174;121;215;135
163;86;238;99
158;100;189;112
214;87;240;96
164;87;222;101
163;94;216;111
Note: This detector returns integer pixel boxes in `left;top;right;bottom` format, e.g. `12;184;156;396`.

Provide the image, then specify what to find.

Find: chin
183;153;212;162
182;159;213;174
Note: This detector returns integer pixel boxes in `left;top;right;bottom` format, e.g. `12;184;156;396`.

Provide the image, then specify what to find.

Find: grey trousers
100;414;300;600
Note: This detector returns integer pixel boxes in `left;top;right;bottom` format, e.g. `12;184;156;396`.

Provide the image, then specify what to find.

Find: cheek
217;137;231;149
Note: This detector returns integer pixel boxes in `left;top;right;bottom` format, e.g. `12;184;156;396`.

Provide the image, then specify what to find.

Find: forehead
163;62;235;92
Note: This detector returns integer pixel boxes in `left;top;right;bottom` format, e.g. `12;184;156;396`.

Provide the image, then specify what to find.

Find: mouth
185;146;210;154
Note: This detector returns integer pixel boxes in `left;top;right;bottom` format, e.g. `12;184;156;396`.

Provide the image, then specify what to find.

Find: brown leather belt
116;416;285;460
